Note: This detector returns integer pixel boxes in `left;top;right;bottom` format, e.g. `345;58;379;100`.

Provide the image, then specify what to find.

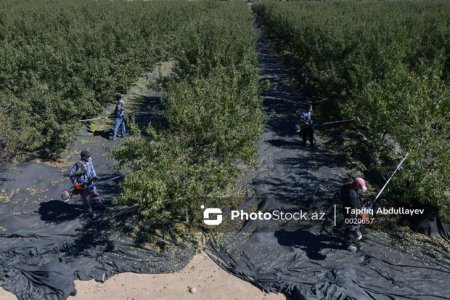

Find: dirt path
0;252;285;300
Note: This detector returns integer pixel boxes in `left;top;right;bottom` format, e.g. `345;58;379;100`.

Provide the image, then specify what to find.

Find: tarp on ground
0;129;194;300
207;33;450;300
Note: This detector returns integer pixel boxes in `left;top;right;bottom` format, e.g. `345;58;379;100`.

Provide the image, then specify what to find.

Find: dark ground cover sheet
0;92;194;300
207;30;450;300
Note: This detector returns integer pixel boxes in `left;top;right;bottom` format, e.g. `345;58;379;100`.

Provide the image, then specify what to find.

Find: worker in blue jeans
112;93;126;141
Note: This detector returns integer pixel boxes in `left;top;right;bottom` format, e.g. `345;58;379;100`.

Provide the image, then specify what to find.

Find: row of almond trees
0;0;206;161
112;1;263;228
254;1;450;222
1;0;263;236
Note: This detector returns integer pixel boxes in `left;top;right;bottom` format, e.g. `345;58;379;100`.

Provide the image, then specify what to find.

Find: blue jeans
113;116;126;140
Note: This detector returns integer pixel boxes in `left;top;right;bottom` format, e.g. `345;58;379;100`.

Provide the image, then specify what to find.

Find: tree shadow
38;200;84;223
134;95;168;137
95;177;122;203
64;206;181;257
275;229;343;260
0;177;12;185
267;139;302;149
92;128;112;140
64;209;116;257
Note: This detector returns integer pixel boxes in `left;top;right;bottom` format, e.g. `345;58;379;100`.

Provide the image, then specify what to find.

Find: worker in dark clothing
341;177;367;252
298;104;315;146
68;150;104;216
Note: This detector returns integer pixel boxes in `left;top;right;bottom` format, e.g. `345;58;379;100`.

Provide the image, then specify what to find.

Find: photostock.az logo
201;205;222;226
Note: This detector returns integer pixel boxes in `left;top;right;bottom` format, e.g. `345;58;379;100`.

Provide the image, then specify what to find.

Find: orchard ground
0;252;285;300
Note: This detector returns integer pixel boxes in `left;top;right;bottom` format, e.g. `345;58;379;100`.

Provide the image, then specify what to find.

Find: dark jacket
341;185;362;219
113;99;125;118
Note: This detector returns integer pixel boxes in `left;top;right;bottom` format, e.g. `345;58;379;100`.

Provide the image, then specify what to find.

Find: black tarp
207;32;450;300
0;127;194;300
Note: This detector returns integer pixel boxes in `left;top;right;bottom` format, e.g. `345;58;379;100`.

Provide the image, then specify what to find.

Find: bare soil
0;252;285;300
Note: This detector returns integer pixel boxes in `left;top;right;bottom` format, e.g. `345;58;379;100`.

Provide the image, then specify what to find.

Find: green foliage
0;0;203;160
254;1;450;220
112;1;262;226
0;0;262;231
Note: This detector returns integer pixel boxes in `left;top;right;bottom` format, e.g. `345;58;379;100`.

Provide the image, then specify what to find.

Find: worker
341;177;367;252
112;93;126;141
299;104;315;146
68;150;104;216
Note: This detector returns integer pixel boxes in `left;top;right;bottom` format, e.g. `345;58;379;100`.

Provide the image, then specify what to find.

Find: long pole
369;152;410;208
79;117;108;122
79;112;149;122
320;119;354;126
